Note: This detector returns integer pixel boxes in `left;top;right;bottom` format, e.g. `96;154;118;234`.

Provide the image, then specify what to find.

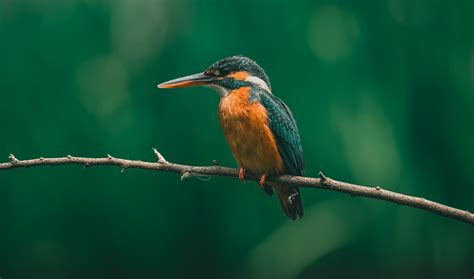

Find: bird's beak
157;72;214;89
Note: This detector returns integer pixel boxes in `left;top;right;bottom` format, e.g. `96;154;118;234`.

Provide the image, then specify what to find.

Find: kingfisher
158;56;304;220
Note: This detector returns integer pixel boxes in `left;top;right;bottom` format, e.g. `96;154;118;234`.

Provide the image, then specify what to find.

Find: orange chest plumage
218;87;285;175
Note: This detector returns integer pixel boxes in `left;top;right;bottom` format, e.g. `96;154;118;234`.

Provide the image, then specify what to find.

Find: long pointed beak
157;72;214;89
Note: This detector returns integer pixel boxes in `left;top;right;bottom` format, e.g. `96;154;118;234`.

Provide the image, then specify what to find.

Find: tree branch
1;150;472;226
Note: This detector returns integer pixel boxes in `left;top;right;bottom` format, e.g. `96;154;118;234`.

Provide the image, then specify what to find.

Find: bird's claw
258;174;267;188
239;168;246;182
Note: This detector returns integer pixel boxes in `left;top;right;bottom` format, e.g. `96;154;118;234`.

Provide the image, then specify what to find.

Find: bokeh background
1;0;473;278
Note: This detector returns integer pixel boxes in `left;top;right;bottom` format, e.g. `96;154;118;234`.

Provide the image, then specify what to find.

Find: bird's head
158;56;271;96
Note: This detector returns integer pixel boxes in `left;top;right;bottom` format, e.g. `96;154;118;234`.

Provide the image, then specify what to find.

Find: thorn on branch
375;186;381;190
121;167;127;173
181;171;190;180
39;157;44;161
180;170;211;181
212;160;220;166
152;148;167;163
8;154;18;163
83;163;89;171
67;155;72;159
107;154;113;160
318;171;328;182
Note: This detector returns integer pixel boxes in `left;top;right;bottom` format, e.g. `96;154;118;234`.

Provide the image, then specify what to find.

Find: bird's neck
218;87;253;116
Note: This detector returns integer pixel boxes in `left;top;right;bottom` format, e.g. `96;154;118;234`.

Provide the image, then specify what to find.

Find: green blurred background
1;0;473;278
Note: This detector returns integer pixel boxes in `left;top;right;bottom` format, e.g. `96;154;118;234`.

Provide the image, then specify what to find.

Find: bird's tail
278;187;304;220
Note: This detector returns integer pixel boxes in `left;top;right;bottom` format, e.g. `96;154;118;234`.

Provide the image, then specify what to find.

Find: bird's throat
207;83;229;97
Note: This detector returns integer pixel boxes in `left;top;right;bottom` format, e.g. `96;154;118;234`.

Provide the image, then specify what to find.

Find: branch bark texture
1;150;472;226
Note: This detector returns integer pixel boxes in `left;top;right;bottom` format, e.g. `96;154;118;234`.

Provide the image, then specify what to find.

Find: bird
157;56;304;220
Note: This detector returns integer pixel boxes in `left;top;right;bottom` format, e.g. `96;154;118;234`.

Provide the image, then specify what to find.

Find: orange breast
218;87;285;175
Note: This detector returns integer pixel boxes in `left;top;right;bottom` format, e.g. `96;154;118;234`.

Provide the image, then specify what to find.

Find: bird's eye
220;68;230;76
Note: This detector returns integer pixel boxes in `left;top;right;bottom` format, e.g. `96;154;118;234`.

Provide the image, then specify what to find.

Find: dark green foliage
0;0;473;278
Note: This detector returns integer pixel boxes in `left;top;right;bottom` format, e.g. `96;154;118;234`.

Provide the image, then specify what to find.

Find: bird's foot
258;174;267;188
239;168;246;182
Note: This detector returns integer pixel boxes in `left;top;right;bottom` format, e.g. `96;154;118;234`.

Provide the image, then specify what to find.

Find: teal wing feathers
257;90;304;176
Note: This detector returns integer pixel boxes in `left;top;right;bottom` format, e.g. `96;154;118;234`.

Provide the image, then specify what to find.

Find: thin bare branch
0;149;472;226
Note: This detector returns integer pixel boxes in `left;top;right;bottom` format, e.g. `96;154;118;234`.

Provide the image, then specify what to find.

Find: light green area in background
0;0;473;278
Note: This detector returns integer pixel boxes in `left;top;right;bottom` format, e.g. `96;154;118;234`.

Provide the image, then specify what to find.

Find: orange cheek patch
228;71;250;81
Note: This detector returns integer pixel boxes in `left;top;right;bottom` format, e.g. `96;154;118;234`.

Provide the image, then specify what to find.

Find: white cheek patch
245;75;271;93
207;83;229;97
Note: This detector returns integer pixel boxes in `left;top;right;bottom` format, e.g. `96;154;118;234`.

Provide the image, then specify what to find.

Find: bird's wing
258;91;304;176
